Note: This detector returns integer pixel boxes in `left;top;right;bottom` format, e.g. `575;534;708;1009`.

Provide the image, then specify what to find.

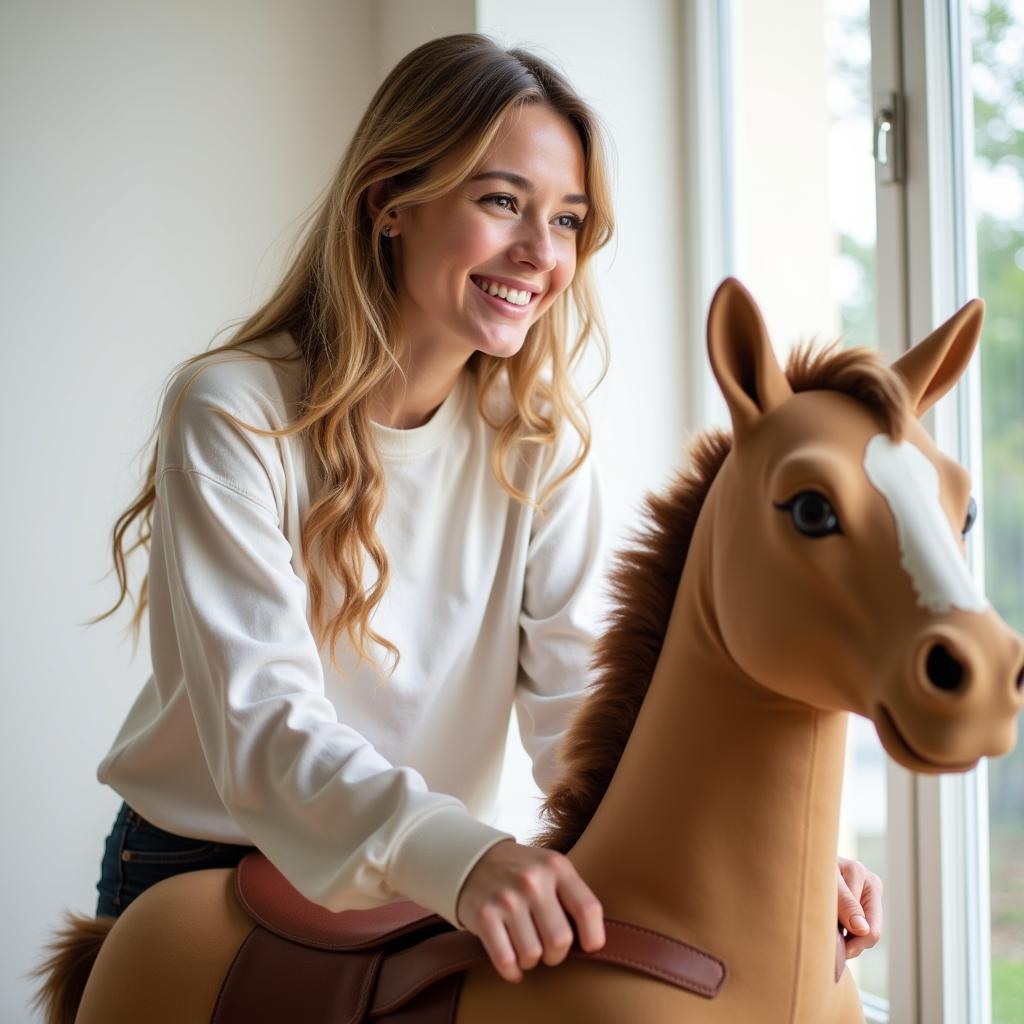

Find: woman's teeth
472;276;532;306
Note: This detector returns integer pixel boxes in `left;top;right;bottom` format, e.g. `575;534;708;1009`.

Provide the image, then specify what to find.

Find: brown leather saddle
210;852;727;1023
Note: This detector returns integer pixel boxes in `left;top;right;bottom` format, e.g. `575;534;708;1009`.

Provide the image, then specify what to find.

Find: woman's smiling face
389;102;588;365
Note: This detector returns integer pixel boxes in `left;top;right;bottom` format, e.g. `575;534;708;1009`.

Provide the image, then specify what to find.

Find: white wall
732;0;837;352
0;1;693;1016
377;0;477;77
0;2;380;1018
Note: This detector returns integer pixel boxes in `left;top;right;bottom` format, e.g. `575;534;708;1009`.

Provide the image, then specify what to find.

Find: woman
86;32;881;988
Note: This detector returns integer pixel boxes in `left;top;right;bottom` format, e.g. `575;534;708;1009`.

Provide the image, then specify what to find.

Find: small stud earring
383;224;392;238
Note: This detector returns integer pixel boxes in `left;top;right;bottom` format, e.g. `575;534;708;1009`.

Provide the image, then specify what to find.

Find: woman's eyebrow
468;170;589;207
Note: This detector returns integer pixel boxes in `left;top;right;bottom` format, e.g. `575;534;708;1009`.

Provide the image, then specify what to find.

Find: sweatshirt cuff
388;806;514;928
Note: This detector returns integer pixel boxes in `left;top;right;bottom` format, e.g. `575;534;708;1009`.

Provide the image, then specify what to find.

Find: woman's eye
775;491;842;538
484;194;516;211
963;495;978;536
482;195;583;232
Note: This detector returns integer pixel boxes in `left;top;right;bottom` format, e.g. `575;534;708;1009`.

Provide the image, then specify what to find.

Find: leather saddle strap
370;917;726;1015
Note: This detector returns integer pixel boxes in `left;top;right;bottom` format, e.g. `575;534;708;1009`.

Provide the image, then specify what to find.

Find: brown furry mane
535;342;911;852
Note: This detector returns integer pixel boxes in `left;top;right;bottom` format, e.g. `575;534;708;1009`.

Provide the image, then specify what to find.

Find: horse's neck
568;543;849;1009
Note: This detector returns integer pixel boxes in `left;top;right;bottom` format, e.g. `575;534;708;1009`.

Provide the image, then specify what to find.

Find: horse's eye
963;495;978;536
776;491;842;538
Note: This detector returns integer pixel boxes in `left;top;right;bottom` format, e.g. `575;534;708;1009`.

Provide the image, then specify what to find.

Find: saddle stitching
587;950;717;997
605;918;726;972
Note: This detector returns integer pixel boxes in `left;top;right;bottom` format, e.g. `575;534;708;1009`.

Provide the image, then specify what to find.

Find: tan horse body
54;279;1023;1023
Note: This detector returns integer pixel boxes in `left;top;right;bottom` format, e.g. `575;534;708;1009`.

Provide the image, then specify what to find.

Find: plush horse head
703;277;1022;771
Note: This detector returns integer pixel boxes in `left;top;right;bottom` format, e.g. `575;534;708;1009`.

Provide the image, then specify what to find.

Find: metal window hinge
874;90;905;185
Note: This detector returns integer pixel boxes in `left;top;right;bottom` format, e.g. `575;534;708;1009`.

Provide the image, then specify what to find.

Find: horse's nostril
1016;665;1024;693
925;643;965;692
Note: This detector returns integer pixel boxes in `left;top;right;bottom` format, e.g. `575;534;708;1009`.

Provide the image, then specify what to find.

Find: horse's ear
892;298;984;417
706;277;792;437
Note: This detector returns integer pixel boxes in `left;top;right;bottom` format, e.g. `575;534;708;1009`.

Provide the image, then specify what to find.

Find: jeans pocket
121;815;218;866
100;804;254;916
120;843;218;865
96;803;132;916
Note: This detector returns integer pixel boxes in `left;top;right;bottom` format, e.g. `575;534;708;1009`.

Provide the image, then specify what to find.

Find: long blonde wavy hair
87;33;615;675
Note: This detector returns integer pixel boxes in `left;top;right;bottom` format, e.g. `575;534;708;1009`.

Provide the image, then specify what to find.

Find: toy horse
37;278;1023;1023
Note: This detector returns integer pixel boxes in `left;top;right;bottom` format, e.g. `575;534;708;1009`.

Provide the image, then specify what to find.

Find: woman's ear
365;181;401;238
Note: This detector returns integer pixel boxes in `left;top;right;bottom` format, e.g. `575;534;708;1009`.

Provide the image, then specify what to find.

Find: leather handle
370;917;727;1015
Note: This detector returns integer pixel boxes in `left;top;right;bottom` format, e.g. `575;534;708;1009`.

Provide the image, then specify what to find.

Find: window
969;3;1024;1020
686;0;1024;1018
727;0;890;1012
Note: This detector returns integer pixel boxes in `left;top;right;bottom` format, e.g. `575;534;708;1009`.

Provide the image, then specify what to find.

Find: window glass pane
827;0;877;350
827;6;887;1002
969;3;1024;1021
732;0;887;1007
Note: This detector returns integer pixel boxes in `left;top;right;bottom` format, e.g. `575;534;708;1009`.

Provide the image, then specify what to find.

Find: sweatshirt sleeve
153;369;511;926
514;431;609;795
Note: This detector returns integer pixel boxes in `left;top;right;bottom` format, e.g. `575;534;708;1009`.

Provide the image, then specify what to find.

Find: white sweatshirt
96;330;607;927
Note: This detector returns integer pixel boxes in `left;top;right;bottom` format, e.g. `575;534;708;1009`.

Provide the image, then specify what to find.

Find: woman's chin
471;330;530;361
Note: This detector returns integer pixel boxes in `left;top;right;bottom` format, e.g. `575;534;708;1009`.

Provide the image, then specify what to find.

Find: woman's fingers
526;860;576;966
837;856;884;959
455;841;605;980
554;857;606;953
844;867;883;958
836;862;868;934
501;884;546;971
475;905;522;983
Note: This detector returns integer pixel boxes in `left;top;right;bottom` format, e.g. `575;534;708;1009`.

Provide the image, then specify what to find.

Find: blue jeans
95;802;256;918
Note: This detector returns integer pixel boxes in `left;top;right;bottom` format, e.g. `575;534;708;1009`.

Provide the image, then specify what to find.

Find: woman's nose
510;220;556;271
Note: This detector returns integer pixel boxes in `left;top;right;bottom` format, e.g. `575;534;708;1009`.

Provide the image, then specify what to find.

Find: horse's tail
29;912;114;1024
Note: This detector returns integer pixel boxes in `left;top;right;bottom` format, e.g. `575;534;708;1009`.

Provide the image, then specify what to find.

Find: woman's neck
368;353;468;430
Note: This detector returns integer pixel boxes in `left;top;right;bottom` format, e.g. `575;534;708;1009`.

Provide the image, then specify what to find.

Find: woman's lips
470;277;536;318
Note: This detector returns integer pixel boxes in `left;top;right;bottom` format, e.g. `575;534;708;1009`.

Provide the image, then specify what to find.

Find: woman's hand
837;856;884;959
455;838;606;983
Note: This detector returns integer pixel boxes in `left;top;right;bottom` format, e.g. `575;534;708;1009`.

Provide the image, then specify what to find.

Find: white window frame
898;0;991;1020
682;1;995;1019
680;0;736;436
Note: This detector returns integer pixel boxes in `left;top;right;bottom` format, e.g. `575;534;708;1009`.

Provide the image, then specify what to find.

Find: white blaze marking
863;434;987;614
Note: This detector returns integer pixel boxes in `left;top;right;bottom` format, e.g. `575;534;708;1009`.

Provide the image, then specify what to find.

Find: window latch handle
874;91;904;185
